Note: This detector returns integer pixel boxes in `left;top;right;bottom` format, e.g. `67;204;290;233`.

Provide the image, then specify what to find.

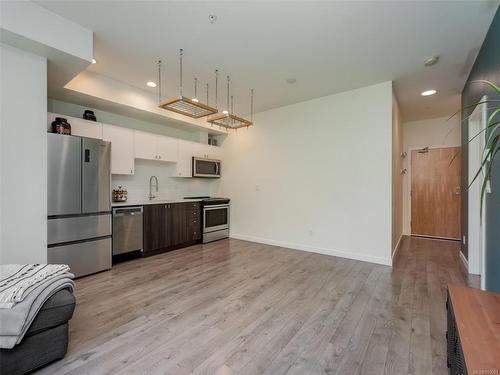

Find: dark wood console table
447;285;500;375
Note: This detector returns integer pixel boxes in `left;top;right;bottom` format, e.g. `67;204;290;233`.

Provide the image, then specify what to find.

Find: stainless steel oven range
201;198;230;243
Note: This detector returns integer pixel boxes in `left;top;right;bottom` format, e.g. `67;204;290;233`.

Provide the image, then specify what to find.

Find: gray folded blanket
0;264;71;308
0;267;75;349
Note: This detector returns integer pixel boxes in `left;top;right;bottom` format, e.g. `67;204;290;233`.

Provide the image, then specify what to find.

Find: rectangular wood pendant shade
207;113;253;129
159;96;218;119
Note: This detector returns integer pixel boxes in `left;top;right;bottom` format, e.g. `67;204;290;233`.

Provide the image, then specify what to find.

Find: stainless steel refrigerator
47;133;112;277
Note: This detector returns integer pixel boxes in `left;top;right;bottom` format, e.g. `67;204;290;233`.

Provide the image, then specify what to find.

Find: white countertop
112;198;203;207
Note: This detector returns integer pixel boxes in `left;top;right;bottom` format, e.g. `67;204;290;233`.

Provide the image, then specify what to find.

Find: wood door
411;147;461;240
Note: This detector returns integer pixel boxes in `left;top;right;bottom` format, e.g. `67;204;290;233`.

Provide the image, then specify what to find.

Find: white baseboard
230;233;392;266
392;235;403;261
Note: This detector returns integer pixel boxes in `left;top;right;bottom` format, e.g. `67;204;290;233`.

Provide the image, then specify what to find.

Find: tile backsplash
112;159;220;201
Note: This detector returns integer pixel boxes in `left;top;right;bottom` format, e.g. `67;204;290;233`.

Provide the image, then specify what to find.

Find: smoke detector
208;14;217;24
424;56;439;67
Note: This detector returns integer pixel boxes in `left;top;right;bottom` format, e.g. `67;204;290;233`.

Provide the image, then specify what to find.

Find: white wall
218;82;393;266
0;1;92;62
392;94;404;256
113;160;219;202
402;116;461;234
0;44;47;264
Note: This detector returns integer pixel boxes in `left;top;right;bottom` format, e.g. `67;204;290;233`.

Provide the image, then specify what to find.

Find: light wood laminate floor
38;237;477;375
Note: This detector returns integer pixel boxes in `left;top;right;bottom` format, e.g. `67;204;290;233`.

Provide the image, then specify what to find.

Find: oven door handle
204;204;229;209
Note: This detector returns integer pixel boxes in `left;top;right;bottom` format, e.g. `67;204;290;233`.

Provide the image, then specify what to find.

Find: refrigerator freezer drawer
48;238;111;278
48;214;111;245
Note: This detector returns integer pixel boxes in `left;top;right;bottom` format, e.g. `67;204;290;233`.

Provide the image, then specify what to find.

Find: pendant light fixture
207;75;253;129
158;49;218;118
192;78;199;103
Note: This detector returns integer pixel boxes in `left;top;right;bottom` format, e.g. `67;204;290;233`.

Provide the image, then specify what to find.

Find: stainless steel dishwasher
112;206;143;255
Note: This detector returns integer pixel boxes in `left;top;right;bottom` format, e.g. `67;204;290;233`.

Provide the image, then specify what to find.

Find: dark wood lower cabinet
143;204;167;253
143;202;201;254
185;202;202;242
171;203;187;246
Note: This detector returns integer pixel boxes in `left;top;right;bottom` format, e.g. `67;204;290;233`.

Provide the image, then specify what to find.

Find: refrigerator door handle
82;138;111;213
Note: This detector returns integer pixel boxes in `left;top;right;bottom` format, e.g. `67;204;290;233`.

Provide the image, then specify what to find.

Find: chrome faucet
149;176;158;200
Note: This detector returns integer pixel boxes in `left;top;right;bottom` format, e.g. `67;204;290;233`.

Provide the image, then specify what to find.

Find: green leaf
457;79;500;218
480;143;499;218
472;80;500;93
468;134;498;189
486;108;500;139
468;119;500;144
448;99;500;122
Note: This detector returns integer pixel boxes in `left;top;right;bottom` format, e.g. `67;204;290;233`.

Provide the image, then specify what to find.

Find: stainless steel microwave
192;157;221;178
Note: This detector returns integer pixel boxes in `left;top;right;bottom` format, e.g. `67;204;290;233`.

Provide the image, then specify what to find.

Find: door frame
467;96;488;287
408;145;462;241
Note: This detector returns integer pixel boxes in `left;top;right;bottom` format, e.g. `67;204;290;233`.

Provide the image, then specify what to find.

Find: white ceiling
36;0;498;121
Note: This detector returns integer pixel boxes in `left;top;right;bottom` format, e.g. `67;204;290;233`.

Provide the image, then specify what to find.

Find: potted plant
456;80;500;214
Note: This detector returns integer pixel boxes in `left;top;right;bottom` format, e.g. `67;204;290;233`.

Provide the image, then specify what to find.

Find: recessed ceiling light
424;56;439;66
92;58;97;64
222;110;229;115
421;89;437;96
146;81;157;88
286;78;297;84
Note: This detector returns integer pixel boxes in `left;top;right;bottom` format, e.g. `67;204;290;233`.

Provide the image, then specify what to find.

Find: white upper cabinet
134;130;178;162
207;145;222;160
134;130;157;160
157;136;178;162
190;142;205;158
48;112;221;178
189;142;221;160
102;124;135;175
175;140;194;177
70;118;103;140
48;113;102;140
